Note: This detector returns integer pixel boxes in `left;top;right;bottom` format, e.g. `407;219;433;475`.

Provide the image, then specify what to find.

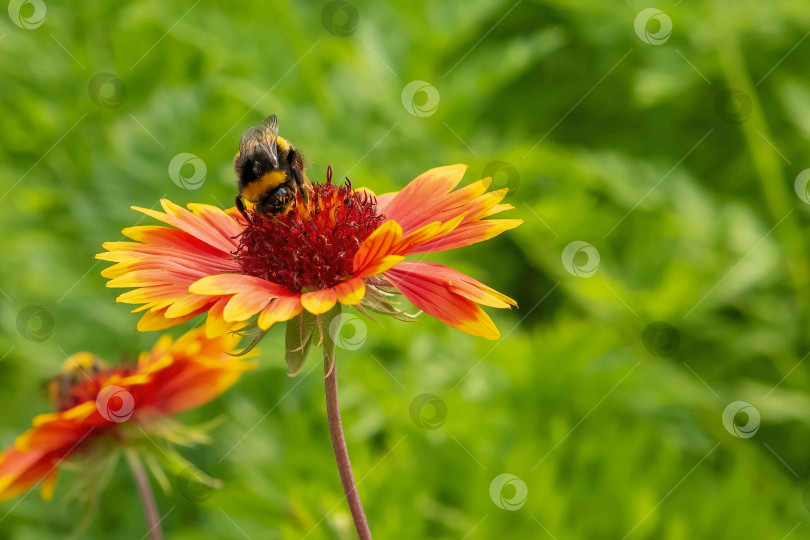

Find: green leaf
320;304;342;377
285;309;316;376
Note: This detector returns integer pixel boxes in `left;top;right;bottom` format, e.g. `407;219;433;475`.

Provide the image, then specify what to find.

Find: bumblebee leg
290;168;310;204
235;195;251;223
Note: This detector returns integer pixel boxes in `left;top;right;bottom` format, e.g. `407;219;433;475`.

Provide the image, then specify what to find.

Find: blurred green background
2;0;810;538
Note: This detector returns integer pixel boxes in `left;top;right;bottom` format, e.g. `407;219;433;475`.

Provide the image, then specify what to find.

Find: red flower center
236;175;385;292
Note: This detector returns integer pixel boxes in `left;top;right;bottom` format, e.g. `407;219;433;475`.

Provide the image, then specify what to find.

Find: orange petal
41;470;58;501
335;277;366;305
413;219;523;254
223;290;276;322
258;296;304;329
353;221;403;277
393;213;466;256
0;450;52;502
205;296;235;338
15;422;82;453
190;274;291;297
301;288;338;315
359;255;404;279
137;306;202;331
165;294;216;318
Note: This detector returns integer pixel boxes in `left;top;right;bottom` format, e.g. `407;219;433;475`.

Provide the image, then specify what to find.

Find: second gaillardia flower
0;329;255;538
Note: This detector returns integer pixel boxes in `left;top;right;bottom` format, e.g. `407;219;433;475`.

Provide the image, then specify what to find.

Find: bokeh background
2;0;810;538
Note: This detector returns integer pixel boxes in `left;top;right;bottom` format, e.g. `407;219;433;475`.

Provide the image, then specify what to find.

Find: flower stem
324;351;372;540
125;450;163;540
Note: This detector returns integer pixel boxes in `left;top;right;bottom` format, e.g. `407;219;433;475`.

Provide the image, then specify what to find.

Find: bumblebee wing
239;114;280;167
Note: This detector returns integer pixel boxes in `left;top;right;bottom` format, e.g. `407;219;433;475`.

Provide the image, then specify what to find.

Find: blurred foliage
2;0;810;538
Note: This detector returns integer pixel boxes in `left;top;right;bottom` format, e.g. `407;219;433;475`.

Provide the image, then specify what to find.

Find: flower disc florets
236;175;386;292
50;361;133;412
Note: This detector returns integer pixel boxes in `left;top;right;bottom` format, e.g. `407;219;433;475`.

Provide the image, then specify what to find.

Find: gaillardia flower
96;164;521;349
0;328;254;505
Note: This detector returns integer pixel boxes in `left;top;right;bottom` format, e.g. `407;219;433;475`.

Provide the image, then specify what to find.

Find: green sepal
140;444;223;501
61;442;120;538
285;309;316;376
227;321;269;357
320;304;342;377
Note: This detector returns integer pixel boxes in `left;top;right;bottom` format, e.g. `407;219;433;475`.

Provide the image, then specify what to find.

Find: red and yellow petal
189;274;291;297
41;469;58;501
0;449;53;502
384;261;510;340
411;218;523;254
0;406;96;502
392;213;466;256
353;221;406;279
189;274;294;322
258;296;304;329
164;294;216;319
137;306;207;332
377;164;467;224
136;328;255;414
205;296;236;338
96;200;247;332
144;358;256;415
14;423;79;455
301;288;338;315
372;165;521;256
131;200;241;254
393;261;515;308
354;221;402;273
374;192;396;211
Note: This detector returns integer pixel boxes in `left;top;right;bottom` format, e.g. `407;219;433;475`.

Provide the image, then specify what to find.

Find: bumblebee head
256;183;295;215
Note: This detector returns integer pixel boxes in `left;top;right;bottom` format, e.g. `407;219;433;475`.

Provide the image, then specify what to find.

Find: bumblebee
234;114;311;219
48;353;105;407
